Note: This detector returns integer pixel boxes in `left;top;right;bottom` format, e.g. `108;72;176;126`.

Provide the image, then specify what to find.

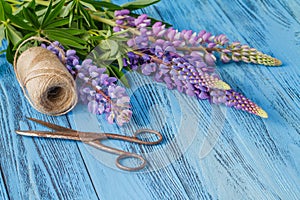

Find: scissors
16;117;163;171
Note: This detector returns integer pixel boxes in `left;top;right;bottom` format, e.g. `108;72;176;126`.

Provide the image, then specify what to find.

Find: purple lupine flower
115;9;130;17
116;109;133;126
113;10;281;66
124;48;267;117
210;89;268;118
42;41;132;125
41;42;79;76
123;45;230;100
76;59;131;125
113;10;269;117
113;9;135;31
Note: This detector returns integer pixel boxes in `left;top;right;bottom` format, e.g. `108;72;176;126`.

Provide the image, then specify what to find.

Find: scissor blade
26;117;75;132
15;130;82;141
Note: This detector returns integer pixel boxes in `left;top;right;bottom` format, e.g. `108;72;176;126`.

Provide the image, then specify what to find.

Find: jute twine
13;37;78;116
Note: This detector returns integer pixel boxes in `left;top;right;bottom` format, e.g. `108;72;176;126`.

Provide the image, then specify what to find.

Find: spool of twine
13;37;78;116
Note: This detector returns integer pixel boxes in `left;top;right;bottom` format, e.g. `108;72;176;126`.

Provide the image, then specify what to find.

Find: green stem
91;14;116;27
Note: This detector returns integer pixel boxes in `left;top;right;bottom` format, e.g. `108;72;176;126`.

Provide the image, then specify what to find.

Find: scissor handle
87;129;163;171
133;129;163;145
116;153;146;171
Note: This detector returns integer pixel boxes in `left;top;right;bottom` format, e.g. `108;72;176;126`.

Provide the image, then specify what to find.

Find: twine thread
13;37;78;116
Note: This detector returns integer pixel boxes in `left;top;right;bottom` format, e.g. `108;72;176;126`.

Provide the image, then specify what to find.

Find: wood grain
1;0;299;199
0;55;99;198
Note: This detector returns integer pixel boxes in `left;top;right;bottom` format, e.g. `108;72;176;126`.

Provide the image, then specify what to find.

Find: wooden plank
155;0;300;199
0;55;99;199
0;0;299;199
71;71;225;199
66;0;300;199
0;168;9;200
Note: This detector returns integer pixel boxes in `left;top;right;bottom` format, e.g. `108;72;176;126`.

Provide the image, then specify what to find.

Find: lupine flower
41;42;79;76
76;59;132;126
115;10;269;118
209;89;268;118
123;46;267;117
114;9;281;67
219;42;282;66
41;42;132;125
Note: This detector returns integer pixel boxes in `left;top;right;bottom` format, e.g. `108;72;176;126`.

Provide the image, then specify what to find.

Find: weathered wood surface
0;0;299;199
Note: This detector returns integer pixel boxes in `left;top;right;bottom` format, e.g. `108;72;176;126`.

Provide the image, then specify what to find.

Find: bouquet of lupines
0;0;281;125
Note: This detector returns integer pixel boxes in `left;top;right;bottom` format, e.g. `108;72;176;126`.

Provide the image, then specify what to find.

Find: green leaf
0;0;12;20
89;35;106;41
106;29;112;37
107;39;119;57
60;1;73;18
121;0;160;10
0;0;5;21
12;32;37;51
22;7;40;28
78;3;96;28
5;0;22;5
0;49;6;54
44;29;87;44
44;31;86;49
116;53;123;71
97;39;120;59
45;16;82;28
81;0;122;11
6;43;14;63
42;0;65;27
27;0;36;9
3;1;12;15
78;3;91;27
98;51;111;60
6;25;22;46
59;28;87;36
6;13;36;31
111;29;129;36
41;0;52;25
80;1;96;11
0;24;5;43
47;34;86;49
68;8;74;27
108;65;130;88
98;40;110;50
45;17;70;28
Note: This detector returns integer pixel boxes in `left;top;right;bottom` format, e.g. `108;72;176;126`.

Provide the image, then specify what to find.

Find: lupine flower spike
114;10;281;67
113;9;277;118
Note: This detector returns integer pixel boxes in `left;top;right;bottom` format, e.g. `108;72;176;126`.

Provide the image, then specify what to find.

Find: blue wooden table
1;0;299;199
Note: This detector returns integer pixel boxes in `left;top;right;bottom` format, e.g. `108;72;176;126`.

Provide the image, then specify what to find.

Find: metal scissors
16;117;163;171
